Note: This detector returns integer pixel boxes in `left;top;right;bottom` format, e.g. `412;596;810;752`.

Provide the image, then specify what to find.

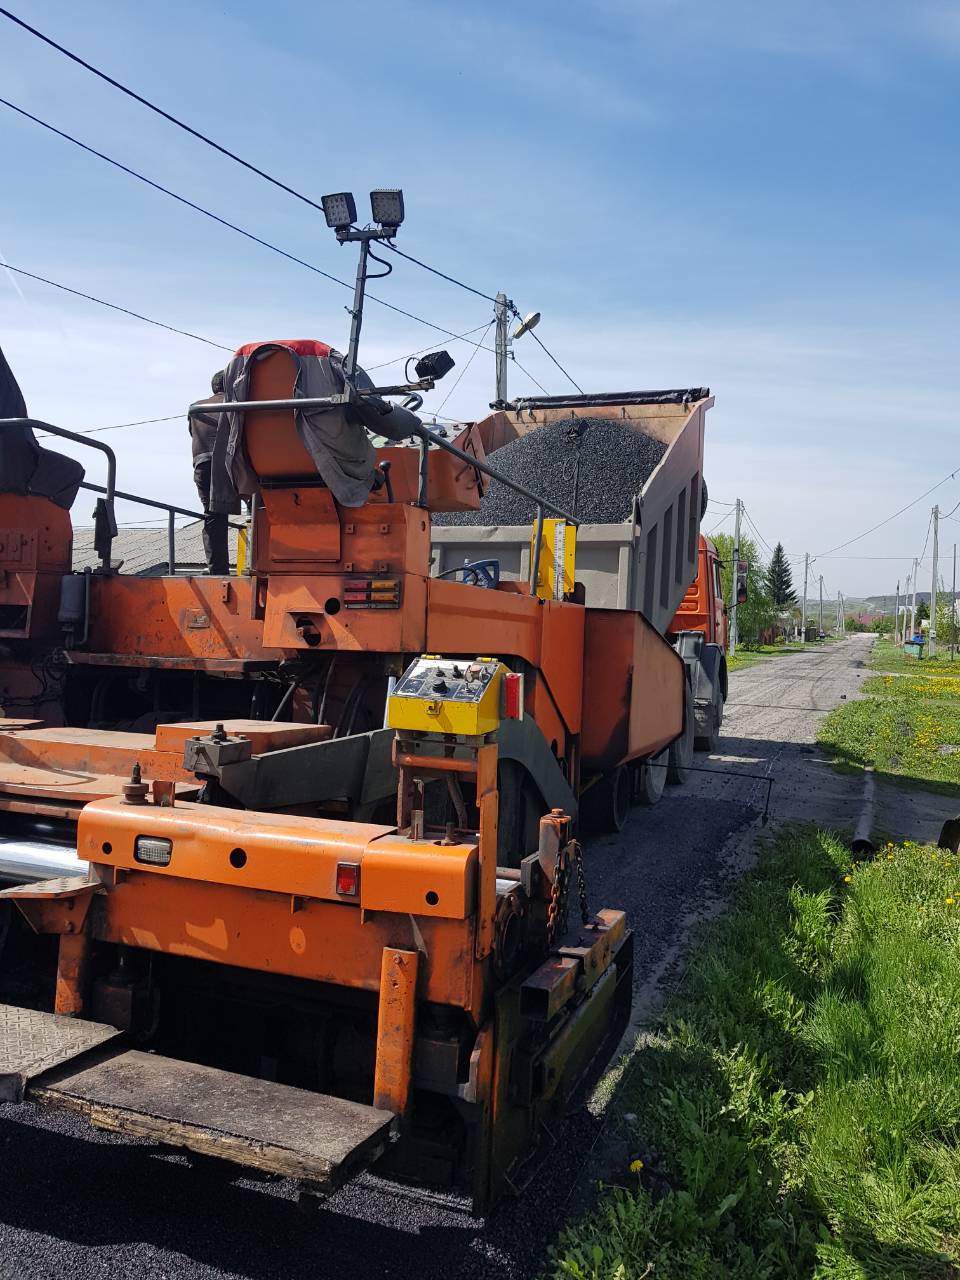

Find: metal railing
80;481;245;575
1;418;244;574
188;394;579;594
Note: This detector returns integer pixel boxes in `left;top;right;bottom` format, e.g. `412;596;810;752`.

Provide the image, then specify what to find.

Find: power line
436;321;495;414
740;505;776;557
0;7;511;318
366;323;492;373
0;96;497;351
381;244;498;305
814;467;960;557
37;413;183;439
1;263;233;351
917;508;934;568
527;329;584;394
0;6;330;217
707;508;734;535
511;357;550;397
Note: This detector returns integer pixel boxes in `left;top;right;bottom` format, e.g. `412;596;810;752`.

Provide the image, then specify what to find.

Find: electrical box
387;656;507;736
530;519;577;601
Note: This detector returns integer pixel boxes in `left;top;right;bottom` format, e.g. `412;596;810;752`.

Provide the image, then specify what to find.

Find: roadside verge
548;825;960;1278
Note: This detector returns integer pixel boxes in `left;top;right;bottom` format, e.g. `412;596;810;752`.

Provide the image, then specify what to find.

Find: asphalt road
0;636;887;1280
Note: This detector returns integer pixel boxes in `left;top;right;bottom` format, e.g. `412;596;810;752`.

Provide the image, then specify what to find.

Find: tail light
336;862;360;896
502;671;524;720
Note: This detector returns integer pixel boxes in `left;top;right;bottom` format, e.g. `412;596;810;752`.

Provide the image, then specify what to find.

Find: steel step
0;1003;120;1101
29;1046;397;1189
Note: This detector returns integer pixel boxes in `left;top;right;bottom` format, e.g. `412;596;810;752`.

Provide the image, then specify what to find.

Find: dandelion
843;875;852;883
947;897;956;906
629;1159;644;1173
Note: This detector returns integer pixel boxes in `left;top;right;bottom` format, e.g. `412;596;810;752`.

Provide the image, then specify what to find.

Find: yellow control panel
387;656;507;736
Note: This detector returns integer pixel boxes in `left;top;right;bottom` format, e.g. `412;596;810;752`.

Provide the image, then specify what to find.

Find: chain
546;840;590;947
571;839;589;926
546;845;570;948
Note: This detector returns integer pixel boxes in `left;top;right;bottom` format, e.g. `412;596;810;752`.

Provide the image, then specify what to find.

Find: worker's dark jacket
189;392;225;467
210;341;420;512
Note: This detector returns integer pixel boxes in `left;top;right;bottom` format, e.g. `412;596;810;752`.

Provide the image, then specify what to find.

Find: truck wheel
581;765;630;833
667;693;694;785
635;749;668;806
695;688;723;753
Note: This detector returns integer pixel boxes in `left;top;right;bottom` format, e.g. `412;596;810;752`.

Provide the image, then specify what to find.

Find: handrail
81;481;245;575
0;418;117;571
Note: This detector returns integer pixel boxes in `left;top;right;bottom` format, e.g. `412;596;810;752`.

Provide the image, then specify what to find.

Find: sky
1;0;959;597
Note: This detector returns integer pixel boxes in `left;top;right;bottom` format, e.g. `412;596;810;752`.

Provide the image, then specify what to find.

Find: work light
321;192;357;230
370;189;404;229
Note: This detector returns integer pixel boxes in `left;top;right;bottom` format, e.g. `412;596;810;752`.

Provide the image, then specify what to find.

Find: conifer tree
767;543;797;608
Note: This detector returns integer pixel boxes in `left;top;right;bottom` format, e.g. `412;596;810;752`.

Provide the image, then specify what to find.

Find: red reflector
502;671;524;720
335;862;360;896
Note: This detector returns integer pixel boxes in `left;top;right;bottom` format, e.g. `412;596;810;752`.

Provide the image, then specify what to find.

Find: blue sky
1;0;959;596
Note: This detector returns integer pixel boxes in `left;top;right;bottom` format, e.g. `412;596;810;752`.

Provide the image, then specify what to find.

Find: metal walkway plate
0;1004;120;1102
31;1049;397;1189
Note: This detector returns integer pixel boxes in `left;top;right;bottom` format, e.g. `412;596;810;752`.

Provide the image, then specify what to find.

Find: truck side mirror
736;559;748;605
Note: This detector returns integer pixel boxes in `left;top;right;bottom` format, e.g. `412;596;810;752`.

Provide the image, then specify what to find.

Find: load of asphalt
433;415;667;526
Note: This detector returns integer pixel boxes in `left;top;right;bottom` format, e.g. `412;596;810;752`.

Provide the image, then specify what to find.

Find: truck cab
667;534;728;751
670;535;727;650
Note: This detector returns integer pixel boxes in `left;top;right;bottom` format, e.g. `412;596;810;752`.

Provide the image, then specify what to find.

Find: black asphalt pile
434;415;667;526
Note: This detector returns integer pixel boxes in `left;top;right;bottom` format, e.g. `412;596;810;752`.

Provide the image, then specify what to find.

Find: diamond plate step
0;1004;120;1102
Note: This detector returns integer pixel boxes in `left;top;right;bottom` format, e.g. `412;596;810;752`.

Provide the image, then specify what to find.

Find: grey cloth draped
209;343;420;512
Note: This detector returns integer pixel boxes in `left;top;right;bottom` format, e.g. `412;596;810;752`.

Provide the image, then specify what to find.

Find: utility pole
729;497;742;657
930;504;940;656
818;575;824;638
494;292;510;404
953;543;957;662
894;580;900;645
801;552;810;642
910;558;918;638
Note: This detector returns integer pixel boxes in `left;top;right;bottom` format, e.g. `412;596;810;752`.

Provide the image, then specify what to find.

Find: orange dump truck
0;335;720;1213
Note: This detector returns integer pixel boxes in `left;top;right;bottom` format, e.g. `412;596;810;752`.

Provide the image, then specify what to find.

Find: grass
871;636;960;678
548;827;960;1279
818;638;960;790
728;642;809;673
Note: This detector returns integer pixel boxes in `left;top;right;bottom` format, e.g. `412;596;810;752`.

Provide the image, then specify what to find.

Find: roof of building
73;520;240;576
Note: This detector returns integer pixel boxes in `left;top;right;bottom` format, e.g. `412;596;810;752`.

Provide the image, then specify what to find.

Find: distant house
72;520;240;576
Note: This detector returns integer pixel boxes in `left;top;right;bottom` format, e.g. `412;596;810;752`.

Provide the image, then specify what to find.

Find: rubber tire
581;764;630;833
667;690;695;785
0;903;10;963
635;749;668;806
700;478;709;519
694;687;723;753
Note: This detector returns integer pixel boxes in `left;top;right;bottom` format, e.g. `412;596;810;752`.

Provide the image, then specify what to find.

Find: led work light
321;192;358;230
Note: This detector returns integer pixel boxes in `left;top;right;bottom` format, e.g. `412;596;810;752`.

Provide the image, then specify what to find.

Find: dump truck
431;391;728;825
0;214;721;1213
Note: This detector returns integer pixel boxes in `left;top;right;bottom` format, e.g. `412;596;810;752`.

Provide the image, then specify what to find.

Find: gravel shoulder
2;634;943;1280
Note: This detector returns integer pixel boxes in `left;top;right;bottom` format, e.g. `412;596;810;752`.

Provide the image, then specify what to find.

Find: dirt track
2;634;950;1280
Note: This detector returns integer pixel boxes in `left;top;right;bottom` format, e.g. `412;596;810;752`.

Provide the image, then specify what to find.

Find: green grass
728;643;809;673
548;827;960;1279
818;649;960;790
870;636;960;677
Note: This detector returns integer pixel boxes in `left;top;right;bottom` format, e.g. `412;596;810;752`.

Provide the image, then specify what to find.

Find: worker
188;369;231;574
211;340;420;511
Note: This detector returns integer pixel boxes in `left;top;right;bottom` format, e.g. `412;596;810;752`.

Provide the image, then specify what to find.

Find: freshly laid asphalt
4;635;927;1280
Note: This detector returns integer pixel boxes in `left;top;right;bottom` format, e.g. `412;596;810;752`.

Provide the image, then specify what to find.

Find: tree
713;533;777;647
766;542;797;608
916;599;930;623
